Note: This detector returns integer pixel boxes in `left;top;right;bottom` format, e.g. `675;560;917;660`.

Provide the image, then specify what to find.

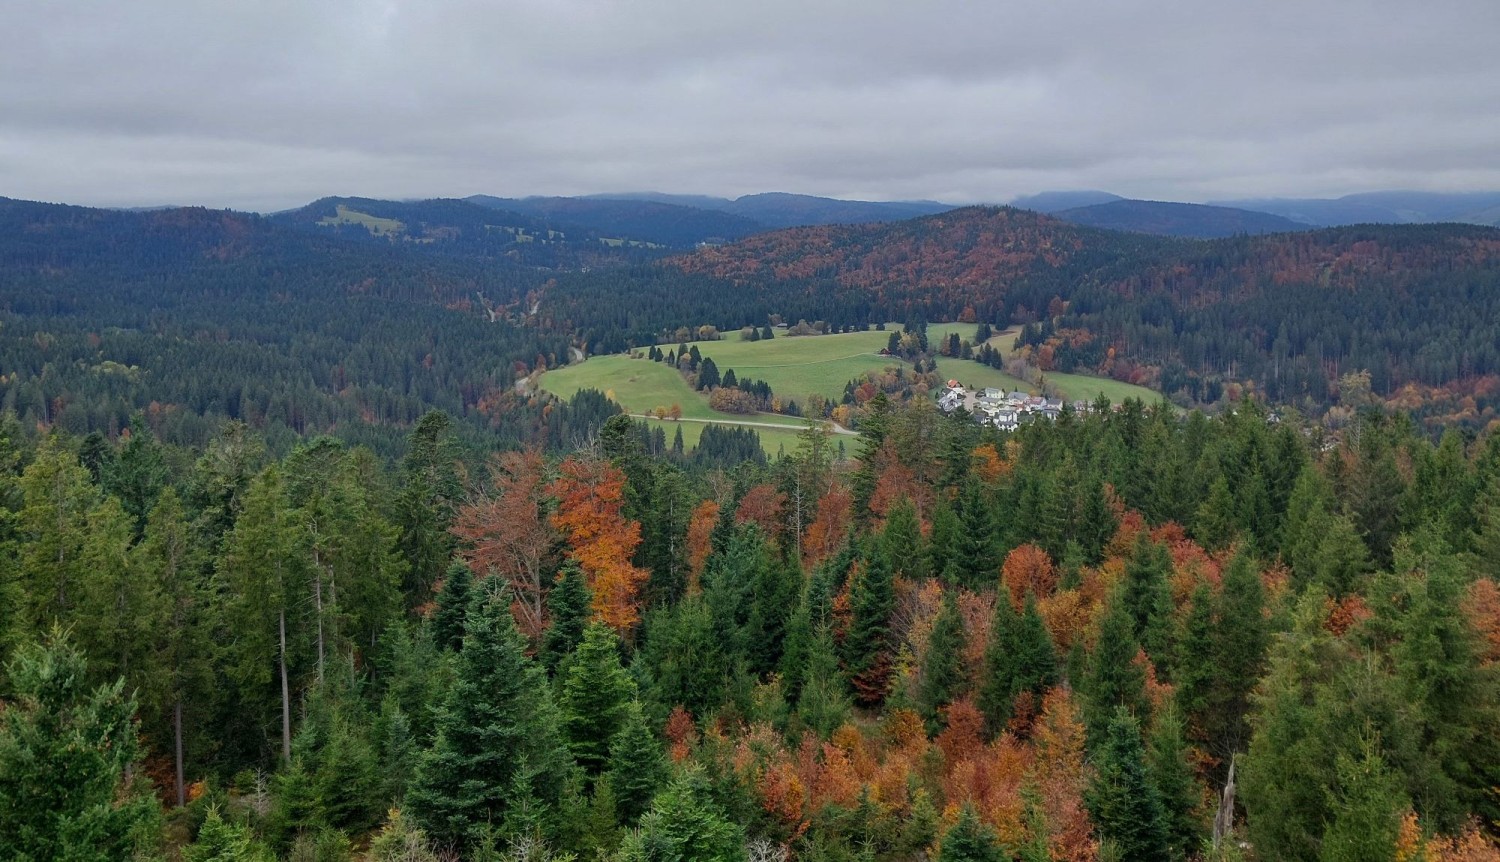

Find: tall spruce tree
1087;707;1171;862
607;700;668;825
1148;702;1205;861
431;561;473;653
917;591;968;728
408;583;574;850
541;560;591;674
395;411;461;607
219;464;304;765
798;623;852;737
136;488;211;808
843;542;896;706
619;767;746;862
978;588;1022;734
1318;738;1407;862
1121;534;1174;673
1206;552;1270;764
1083;588;1150;747
559;623;636;776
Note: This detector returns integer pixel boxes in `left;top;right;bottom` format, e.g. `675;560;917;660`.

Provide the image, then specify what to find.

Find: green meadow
538;320;1163;455
317;204;404;236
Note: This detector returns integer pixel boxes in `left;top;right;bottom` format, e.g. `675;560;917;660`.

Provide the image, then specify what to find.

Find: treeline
6;395;1500;861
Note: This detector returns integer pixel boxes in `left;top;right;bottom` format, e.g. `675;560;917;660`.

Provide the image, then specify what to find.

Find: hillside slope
0;197;573;450
546;206;1500;424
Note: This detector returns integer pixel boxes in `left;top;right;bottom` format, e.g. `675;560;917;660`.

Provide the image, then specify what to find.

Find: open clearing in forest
317;205;404;235
538;321;1163;455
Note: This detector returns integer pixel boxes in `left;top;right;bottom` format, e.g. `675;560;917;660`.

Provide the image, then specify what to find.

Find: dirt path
630;413;858;436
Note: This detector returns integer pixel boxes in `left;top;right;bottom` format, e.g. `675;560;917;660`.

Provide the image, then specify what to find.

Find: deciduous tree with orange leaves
1001;544;1057;610
684;499;719;595
451;447;557;640
548;455;649;633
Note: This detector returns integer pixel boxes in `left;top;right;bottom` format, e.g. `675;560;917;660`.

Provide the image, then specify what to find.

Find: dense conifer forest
7;194;1500;860
5;393;1500;861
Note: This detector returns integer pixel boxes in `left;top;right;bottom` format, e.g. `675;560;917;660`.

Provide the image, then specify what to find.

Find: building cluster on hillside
936;381;1084;430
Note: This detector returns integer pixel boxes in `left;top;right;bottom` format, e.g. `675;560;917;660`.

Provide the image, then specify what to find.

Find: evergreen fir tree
883;497;926;579
744;541;799;677
843;542;896;706
799;623;852;737
1148;702;1205;861
559;623;636;776
1318;738;1408;862
1206;552;1270;763
927;496;961;582
778;588;814;701
1121;534;1174;675
1013;591;1059;708
186;808;274;862
937;804;1005;862
917;591;968;728
431;561;473;653
540;560;591;674
0;633;162;861
978;587;1022;734
1083;589;1150;747
395;411;461;610
606;700;668;825
638;594;727;717
1173;583;1217;737
619;767;746;862
1194;475;1239;552
1077;474;1116;566
955;479;998;590
1087;707;1171;862
407;584;574;850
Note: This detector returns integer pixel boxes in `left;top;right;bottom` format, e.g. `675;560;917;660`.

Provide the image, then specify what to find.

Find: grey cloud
3;0;1498;210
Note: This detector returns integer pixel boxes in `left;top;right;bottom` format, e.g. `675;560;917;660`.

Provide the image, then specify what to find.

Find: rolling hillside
545;207;1500;425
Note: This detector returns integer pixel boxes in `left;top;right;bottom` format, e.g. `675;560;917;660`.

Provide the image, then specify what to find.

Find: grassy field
318;205;403;236
660;329;897;404
932;358;1034;393
540;320;1165;455
1036;371;1165;404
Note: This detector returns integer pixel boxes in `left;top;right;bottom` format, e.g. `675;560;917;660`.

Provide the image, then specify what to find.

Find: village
936;380;1088;430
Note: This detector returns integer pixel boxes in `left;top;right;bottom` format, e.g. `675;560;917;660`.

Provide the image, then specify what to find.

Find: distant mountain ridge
467;195;766;246
1212;191;1500;227
1054;199;1309;238
1008;190;1124;213
1014;189;1500;230
577;191;955;229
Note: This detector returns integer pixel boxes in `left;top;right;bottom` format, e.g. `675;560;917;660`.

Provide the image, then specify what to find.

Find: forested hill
267;196;669;266
467;195;769;247
546;207;1500;425
0;197;592;453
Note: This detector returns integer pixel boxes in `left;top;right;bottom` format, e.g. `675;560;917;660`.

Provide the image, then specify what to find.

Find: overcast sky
4;1;1498;212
